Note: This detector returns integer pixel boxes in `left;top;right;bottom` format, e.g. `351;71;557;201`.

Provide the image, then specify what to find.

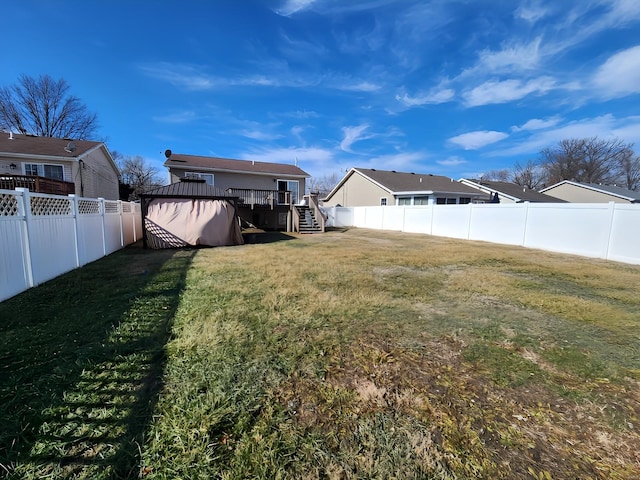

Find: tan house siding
543;183;630;203
76;149;119;200
171;169;305;200
323;171;390;207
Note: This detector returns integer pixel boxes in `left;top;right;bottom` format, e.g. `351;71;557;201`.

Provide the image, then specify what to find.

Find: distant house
540;180;640;204
322;168;487;207
0;132;120;200
459;179;564;203
163;152;311;231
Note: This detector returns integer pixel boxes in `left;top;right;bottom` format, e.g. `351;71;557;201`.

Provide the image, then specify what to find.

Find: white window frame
380;197;387;206
23;163;65;181
277;179;299;204
185;171;214;185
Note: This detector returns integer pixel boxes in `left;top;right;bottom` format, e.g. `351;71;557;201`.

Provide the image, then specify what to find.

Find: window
446;198;457;204
397;197;411;206
24;163;64;181
185;172;214;185
459;197;471;204
436;197;446;205
277;179;299;204
380;197;387;206
414;196;430;205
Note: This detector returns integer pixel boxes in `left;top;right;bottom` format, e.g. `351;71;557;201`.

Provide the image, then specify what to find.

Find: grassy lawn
1;228;639;479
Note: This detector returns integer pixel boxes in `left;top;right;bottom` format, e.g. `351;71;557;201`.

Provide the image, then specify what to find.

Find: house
540;180;640;204
163;152;313;231
459;179;564;203
140;178;243;249
322;168;487;207
0;132;120;200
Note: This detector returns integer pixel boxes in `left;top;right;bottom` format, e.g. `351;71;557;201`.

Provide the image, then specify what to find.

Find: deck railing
226;188;291;208
0;174;75;196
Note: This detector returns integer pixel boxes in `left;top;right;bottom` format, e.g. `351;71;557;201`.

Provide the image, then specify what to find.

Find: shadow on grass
0;244;196;479
242;230;297;244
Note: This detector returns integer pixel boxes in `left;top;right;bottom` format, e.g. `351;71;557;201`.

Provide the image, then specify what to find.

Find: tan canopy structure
140;179;243;248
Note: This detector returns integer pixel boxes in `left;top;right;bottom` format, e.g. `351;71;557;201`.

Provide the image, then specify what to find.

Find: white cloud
275;0;316;16
140;63;216;91
239;130;283;141
152;110;197;124
463;77;556;107
515;1;549;23
395;88;455;107
511;116;562;132
592;45;640;98
243;146;334;166
476;38;543;73
337;81;381;92
448;130;509;150
340;124;370;152
437;156;467;167
494;114;640;157
360;151;426;171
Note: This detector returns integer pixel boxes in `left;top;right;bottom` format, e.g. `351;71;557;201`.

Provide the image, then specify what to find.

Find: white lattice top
104;201;120;214
30;196;72;216
0;193;19;216
78;199;101;215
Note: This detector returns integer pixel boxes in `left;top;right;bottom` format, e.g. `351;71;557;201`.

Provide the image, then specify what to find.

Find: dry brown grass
141;228;640;479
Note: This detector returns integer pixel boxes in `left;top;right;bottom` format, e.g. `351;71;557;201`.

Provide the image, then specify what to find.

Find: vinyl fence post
69;194;81;268
99;198;107;256
521;202;530;247
118;200;124;247
15;188;34;288
603;201;616;261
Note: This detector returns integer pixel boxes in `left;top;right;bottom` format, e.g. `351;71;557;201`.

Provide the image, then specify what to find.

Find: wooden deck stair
295;205;323;233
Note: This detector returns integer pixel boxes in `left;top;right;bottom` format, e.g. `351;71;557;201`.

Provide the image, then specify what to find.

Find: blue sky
3;0;640;182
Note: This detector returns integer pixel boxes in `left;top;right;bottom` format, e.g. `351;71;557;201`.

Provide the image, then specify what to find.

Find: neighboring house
164;152;311;230
459;179;564;203
322;168;487;207
0;132;120;200
540;180;640;204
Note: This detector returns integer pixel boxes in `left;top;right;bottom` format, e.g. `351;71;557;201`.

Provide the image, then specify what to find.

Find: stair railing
306;192;326;232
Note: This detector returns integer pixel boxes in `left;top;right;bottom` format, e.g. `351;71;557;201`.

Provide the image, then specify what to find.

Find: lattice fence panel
0;193;19;216
30;196;72;216
104;201;120;214
78;199;101;215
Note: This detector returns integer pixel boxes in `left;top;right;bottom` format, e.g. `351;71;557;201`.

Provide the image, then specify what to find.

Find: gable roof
460;179;564;203
325;168;486;201
540;180;640;203
0;132;105;160
164;153;309;178
140;179;235;199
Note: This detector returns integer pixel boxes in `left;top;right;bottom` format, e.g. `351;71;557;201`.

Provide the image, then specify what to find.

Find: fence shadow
0;246;195;478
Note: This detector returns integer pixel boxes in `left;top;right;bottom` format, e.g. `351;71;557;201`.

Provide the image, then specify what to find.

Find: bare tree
0;74;98;139
117;155;165;200
617;149;640;191
307;172;340;198
482;169;510;182
540;137;633;186
511;159;546;189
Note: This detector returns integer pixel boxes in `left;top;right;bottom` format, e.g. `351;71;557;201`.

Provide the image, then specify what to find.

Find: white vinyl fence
1;188;142;302
324;202;640;265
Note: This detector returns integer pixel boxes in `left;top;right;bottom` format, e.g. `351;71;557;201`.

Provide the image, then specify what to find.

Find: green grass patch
2;229;639;479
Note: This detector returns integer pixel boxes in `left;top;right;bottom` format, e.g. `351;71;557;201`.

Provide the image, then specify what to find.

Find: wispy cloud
511;116;562;132
463;77;556;107
592;45;640;99
275;0;317;16
514;1;550;23
340;124;370;152
140;63;217;91
152;110;198;124
449;130;509;150
395;87;455;107
437;156;467;167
